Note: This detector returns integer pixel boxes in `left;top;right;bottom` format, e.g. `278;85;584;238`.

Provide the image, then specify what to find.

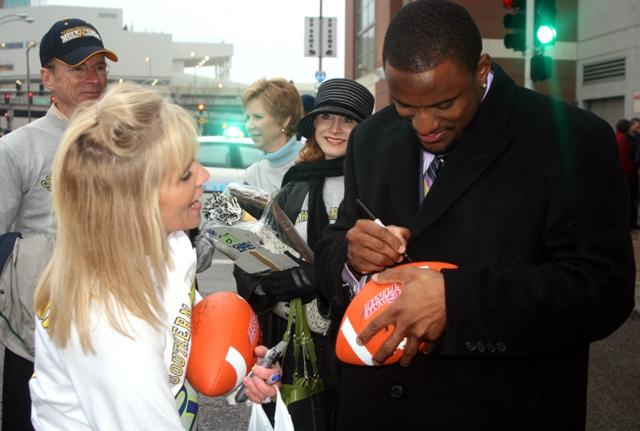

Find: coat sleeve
440;116;636;357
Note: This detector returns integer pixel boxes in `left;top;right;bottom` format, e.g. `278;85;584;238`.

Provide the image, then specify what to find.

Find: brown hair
298;135;324;162
242;78;302;137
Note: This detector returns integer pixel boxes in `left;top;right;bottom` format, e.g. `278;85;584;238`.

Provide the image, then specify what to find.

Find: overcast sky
46;0;346;84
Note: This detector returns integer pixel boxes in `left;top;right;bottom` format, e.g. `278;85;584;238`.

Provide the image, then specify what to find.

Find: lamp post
26;40;37;122
144;56;151;82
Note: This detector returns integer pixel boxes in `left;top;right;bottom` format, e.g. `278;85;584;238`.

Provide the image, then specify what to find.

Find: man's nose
83;67;101;83
412;110;439;135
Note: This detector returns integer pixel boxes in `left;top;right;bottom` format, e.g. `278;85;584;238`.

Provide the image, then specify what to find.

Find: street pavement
0;248;638;430
195;249;640;431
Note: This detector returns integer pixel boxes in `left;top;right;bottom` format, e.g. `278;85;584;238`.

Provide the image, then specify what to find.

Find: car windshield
197;136;262;169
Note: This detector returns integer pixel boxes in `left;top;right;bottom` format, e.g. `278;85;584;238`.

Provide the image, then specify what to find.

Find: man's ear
477;53;492;86
40;67;54;92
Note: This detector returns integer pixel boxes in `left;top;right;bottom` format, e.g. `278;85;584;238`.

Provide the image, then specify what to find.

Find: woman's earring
482;82;487;89
280;127;286;134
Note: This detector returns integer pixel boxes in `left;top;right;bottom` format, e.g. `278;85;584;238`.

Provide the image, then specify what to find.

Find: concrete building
0;5;234;131
576;0;640;126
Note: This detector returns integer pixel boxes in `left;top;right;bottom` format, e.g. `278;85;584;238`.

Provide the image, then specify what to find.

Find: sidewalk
631;230;640;313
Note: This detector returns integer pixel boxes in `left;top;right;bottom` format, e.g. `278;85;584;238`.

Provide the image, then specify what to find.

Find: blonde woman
29;83;278;430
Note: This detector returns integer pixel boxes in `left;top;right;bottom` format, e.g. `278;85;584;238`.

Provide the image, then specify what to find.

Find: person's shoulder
515;86;609;135
0;114;61;147
359;104;397;129
246;158;265;174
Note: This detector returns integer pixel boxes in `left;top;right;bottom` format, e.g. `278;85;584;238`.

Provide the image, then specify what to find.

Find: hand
260;254;316;302
241;346;282;404
357;266;446;366
345;219;411;274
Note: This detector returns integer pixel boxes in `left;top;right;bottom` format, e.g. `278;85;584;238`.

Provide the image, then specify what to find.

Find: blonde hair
34;83;198;353
242;78;302;137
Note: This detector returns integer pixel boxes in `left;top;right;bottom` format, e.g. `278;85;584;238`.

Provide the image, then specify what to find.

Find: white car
197;135;265;192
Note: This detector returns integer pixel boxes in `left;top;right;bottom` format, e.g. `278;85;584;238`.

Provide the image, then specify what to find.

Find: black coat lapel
408;63;518;238
382;117;420;226
408;128;514;237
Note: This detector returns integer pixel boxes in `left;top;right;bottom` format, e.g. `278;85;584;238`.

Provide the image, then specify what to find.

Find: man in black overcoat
315;1;636;430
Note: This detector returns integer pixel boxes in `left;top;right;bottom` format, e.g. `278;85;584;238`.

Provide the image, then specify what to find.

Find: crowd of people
0;1;636;430
615;117;640;228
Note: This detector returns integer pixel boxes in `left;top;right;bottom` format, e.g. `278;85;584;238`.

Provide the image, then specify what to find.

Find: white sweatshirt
30;232;200;430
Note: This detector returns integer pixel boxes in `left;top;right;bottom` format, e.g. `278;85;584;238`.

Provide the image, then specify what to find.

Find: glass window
198;142;231;168
0;42;24;50
237;145;265;168
355;0;375;79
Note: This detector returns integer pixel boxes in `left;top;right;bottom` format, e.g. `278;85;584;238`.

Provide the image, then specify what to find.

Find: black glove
260;254;316;303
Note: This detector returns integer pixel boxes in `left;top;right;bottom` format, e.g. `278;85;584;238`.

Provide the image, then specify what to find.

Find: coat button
496;342;507;352
0;289;4;294
476;341;486;353
390;385;404;398
465;341;476;352
487;342;496;353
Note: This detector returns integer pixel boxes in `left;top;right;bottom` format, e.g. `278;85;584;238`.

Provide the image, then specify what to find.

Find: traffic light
15;80;22;96
4;93;10;104
39;83;45;96
197;102;205;113
28;91;33;105
534;0;557;47
531;53;552;81
503;0;526;52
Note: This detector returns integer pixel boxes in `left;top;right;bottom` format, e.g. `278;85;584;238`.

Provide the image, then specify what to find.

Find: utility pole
525;0;534;89
26;40;37;122
318;0;323;74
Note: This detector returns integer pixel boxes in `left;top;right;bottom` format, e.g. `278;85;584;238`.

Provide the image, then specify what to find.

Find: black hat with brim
297;78;374;139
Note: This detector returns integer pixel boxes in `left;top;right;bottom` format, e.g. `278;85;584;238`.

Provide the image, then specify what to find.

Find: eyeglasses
47;62;110;78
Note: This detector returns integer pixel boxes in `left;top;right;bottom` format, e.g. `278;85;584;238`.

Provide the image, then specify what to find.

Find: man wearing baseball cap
0;18;117;430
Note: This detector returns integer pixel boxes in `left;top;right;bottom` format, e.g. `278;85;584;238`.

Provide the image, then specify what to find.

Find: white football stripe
225;346;247;391
340;317;374;366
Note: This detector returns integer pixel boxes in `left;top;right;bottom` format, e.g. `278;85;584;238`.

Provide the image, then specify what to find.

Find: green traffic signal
534;0;557;47
536;24;557;45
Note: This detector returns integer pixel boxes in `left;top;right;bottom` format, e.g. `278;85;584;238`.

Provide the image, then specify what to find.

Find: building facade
0;5;233;130
345;0;578;112
576;0;640;126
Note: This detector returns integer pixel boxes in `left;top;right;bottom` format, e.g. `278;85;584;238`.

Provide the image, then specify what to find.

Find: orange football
187;291;261;396
336;261;457;366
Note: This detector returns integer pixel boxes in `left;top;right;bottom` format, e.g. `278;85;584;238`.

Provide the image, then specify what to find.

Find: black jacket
315;64;635;431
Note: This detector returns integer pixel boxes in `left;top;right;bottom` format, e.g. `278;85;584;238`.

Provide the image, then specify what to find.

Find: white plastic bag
247;388;294;431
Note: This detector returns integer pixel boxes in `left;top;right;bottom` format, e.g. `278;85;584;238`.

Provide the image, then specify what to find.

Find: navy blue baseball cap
39;18;118;67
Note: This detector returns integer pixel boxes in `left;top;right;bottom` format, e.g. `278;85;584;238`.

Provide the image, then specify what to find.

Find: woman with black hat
255;78;374;430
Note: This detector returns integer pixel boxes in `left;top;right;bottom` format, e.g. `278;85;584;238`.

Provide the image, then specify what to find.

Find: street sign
304;17;337;57
305;17;319;57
